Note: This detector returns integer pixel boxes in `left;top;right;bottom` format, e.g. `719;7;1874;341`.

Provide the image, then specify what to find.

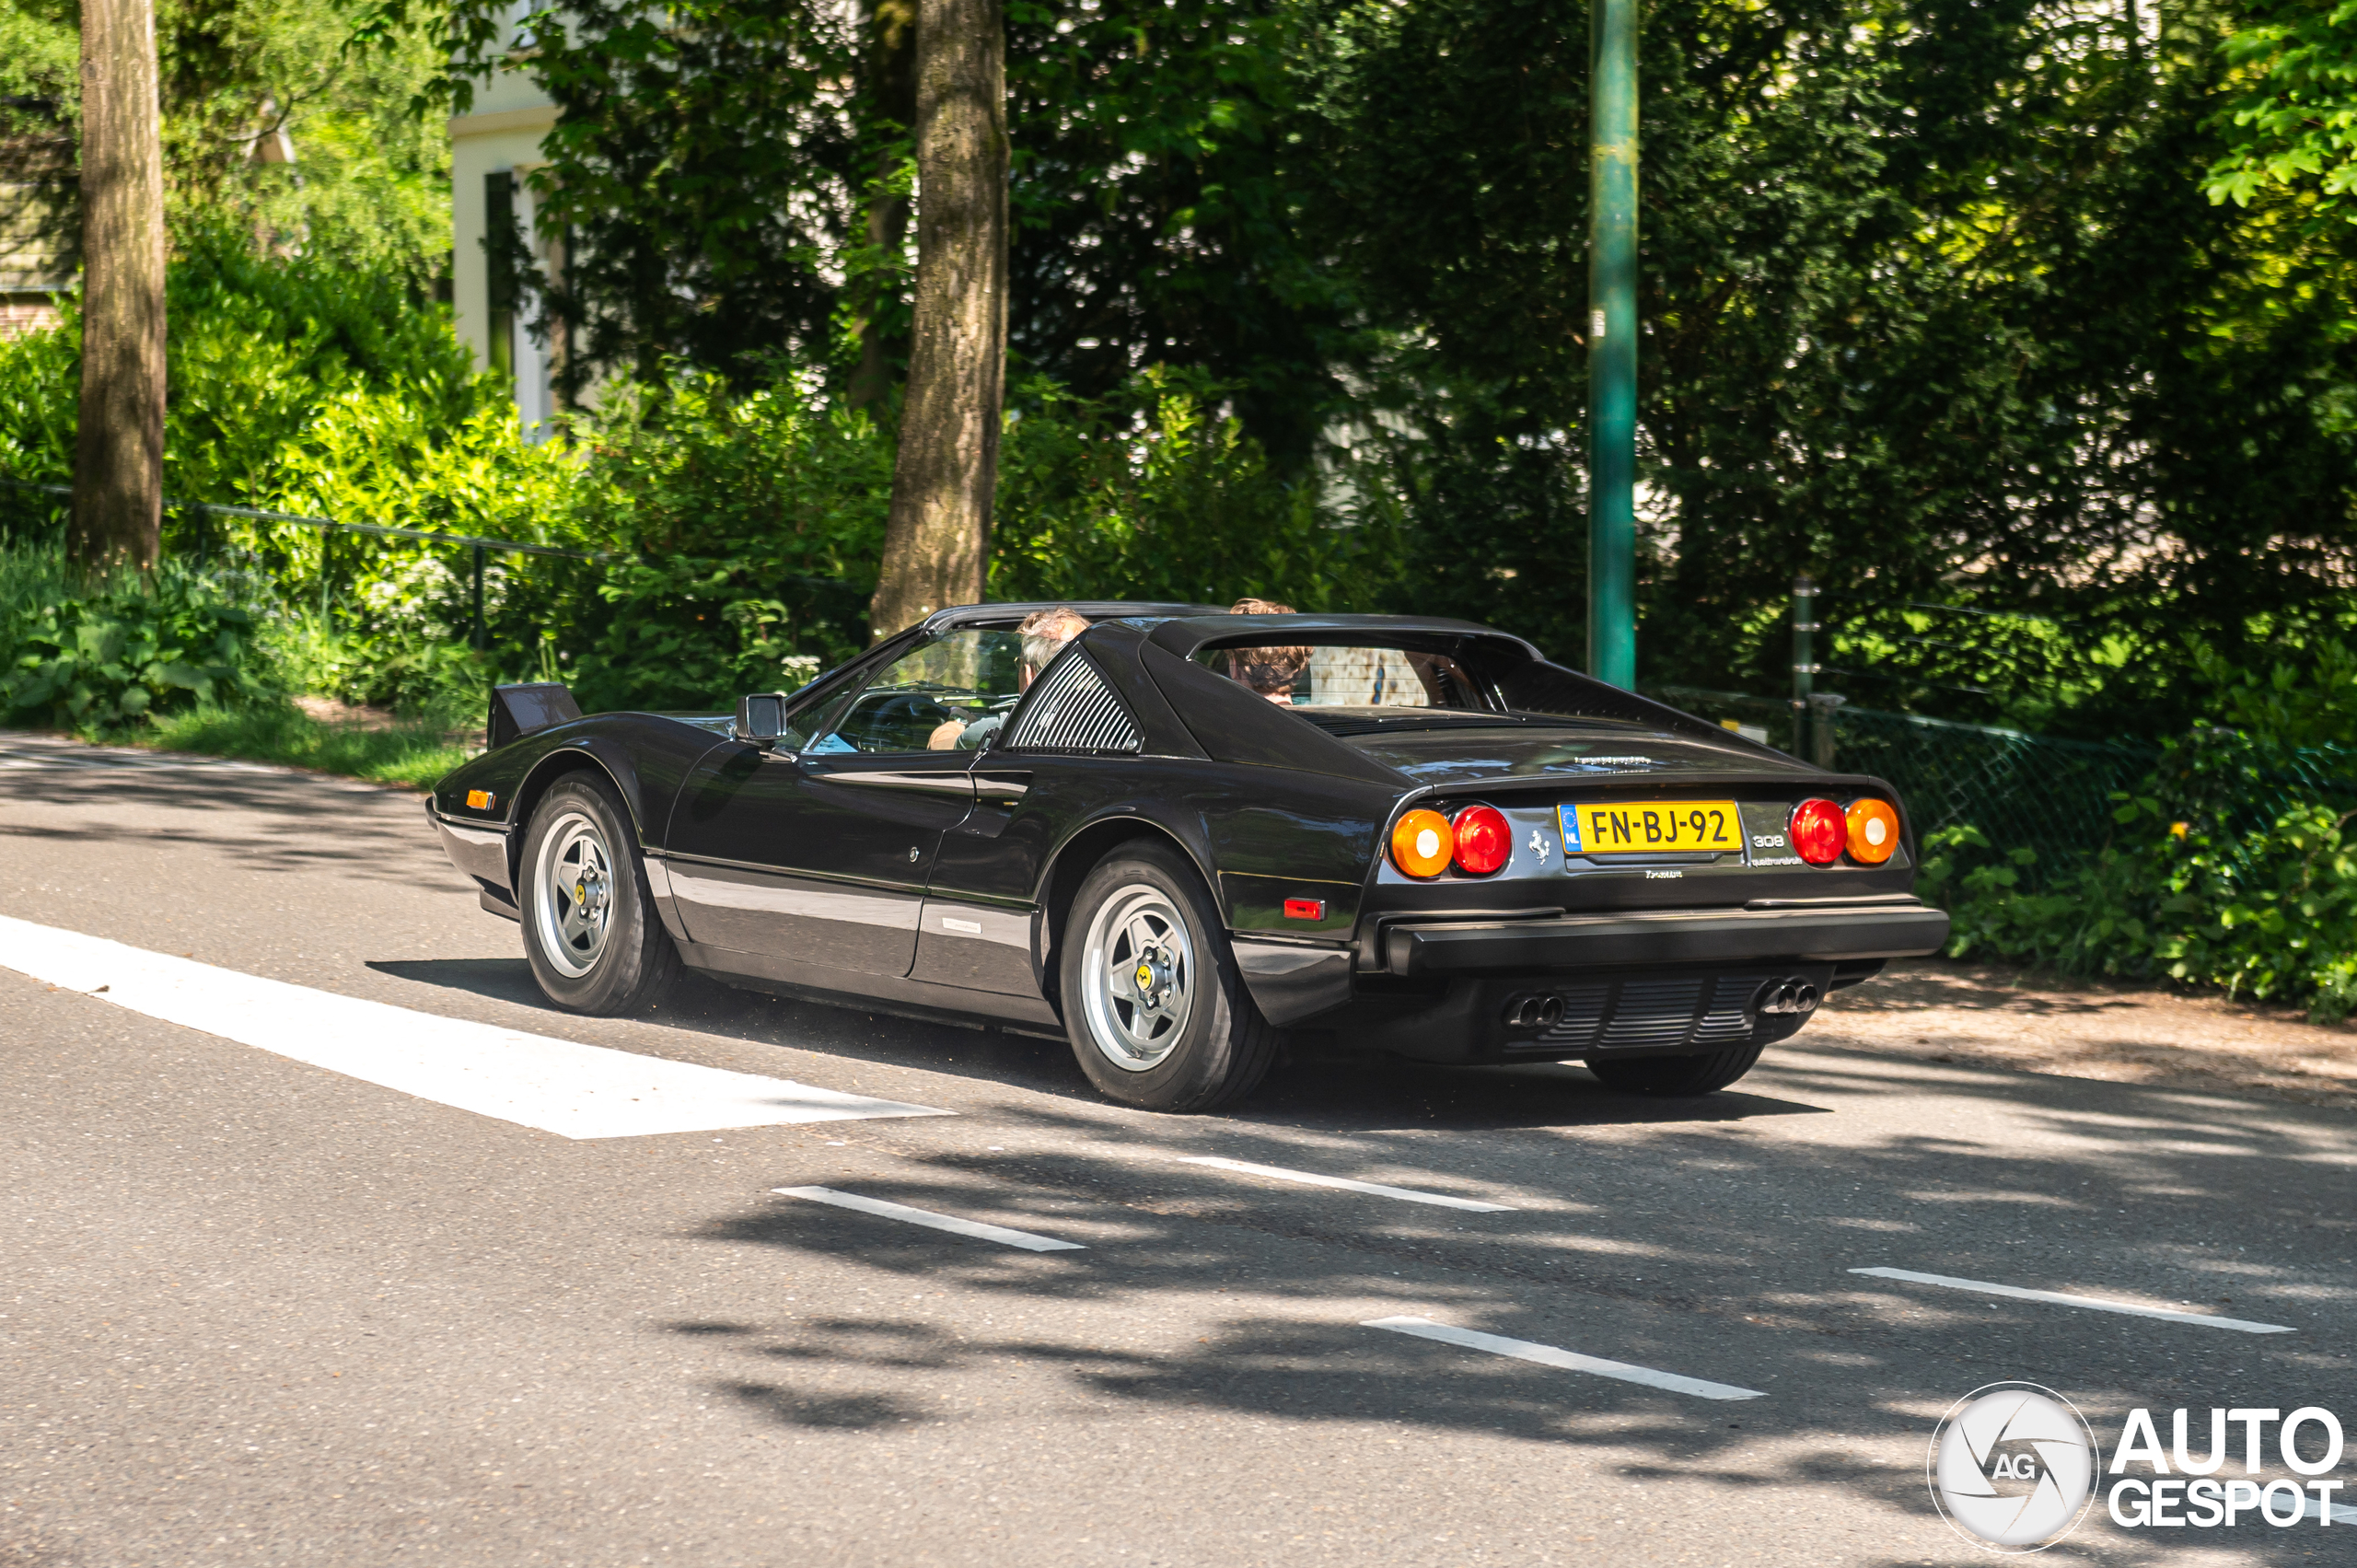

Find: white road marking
1364;1316;1766;1400
1178;1156;1516;1212
772;1187;1086;1251
0;915;950;1139
1850;1267;2296;1333
2303;1496;2357;1526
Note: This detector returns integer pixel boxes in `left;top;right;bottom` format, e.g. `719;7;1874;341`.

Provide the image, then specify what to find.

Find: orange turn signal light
465;789;495;810
1845;797;1899;865
1389;808;1455;877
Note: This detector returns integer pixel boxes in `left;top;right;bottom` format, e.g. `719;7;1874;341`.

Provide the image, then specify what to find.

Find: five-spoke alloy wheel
1077;885;1197;1074
518;772;679;1015
1060;842;1276;1111
531;807;617;979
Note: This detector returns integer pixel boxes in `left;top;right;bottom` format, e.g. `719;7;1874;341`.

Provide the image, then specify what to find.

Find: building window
484;169;517;389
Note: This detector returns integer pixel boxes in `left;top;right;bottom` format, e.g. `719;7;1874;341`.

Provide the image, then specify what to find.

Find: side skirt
676;939;1065;1038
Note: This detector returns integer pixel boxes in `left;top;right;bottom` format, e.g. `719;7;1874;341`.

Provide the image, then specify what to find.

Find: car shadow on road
367;954;1837;1134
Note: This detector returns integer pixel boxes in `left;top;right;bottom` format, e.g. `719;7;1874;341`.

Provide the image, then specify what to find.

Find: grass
140;699;477;789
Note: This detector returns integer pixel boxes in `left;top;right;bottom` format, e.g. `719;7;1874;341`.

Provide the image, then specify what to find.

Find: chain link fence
1650;684;2357;886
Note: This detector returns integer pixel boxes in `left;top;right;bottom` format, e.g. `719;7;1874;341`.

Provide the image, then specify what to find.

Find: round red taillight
1790;798;1845;865
1452;806;1511;875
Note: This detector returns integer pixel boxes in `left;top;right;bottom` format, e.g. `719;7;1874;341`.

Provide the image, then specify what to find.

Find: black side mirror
734;692;788;751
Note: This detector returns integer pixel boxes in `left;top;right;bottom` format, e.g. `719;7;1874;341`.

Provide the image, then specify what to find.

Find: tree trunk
70;0;167;572
868;0;1005;639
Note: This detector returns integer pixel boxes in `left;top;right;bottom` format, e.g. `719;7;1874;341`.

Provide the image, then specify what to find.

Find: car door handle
971;769;1033;809
803;766;976;799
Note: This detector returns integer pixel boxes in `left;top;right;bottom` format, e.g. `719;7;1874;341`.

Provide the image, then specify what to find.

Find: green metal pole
1585;0;1638;689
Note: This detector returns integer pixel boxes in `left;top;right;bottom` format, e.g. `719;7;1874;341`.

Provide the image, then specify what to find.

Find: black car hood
1334;725;1811;786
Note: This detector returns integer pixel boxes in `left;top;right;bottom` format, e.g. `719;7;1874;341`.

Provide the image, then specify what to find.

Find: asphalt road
3;731;2353;1567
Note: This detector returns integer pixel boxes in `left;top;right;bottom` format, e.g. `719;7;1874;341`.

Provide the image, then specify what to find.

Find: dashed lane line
0;914;951;1139
1850;1267;2296;1333
1364;1316;1767;1400
772;1187;1087;1251
1176;1156;1517;1212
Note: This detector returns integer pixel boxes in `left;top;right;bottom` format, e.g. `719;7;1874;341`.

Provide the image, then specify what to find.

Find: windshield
795;628;1034;754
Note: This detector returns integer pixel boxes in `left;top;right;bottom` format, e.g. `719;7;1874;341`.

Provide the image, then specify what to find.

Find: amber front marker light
465;789;496;811
1789;798;1845;865
1389;808;1455;877
1846;797;1899;865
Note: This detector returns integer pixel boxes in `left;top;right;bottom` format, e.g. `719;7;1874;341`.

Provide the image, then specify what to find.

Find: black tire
1058;842;1280;1112
518;772;681;1016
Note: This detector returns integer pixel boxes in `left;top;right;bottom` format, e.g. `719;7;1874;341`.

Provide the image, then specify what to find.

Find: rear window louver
1003;652;1142;753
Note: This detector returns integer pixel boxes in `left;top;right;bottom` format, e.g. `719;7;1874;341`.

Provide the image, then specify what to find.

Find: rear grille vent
1002;653;1142;753
1522;970;1784;1057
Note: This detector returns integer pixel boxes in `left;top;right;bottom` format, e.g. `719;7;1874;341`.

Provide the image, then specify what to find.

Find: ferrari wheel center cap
1132;947;1175;1007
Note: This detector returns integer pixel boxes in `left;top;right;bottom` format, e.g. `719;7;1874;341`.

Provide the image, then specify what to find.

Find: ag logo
1928;1383;2101;1551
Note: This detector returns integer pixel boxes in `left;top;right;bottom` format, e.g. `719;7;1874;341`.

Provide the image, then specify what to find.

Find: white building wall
448;65;563;437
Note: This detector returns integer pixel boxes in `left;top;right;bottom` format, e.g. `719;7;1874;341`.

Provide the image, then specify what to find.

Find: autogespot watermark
1927;1386;2350;1551
1929;1384;2101;1551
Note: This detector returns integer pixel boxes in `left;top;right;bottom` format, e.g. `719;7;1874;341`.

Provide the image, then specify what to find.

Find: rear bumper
1371;899;1950;977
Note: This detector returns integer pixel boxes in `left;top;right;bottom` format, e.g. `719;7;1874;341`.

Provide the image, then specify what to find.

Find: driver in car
927;604;1091;750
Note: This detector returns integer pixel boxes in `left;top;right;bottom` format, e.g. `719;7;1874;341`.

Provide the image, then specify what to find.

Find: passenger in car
927;605;1091;749
1223;598;1311;704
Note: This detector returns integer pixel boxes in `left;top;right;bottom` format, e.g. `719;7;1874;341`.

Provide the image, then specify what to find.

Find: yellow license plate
1561;799;1744;856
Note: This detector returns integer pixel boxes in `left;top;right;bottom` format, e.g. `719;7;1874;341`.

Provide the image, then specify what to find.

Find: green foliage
0;235;508;521
145;700;477;789
0;549;262;729
1920;656;2357;1021
2207;0;2357;228
1927;795;2357;1024
1004;0;1348;461
475;0;862;391
561;366;894;713
1306;0;2357;715
2189;634;2357;749
1;0;450;285
994;368;1392;609
410;0;1345;452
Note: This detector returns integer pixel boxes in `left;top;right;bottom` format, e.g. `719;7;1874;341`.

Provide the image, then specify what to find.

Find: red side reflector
1283;898;1326;921
466;789;496;810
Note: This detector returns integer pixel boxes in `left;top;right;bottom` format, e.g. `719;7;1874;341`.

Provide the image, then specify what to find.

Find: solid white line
2302;1496;2357;1526
1177;1156;1516;1212
1364;1316;1766;1400
0;914;951;1140
1850;1267;2296;1333
772;1187;1086;1251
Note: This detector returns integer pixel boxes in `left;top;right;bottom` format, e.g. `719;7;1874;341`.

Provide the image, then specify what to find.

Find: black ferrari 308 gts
425;603;1948;1111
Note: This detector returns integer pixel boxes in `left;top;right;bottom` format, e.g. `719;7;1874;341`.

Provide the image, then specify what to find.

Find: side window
780;680;861;753
803;629;1028;755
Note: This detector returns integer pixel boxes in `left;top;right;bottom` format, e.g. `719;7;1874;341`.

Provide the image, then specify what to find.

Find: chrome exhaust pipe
1504;993;1565;1030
